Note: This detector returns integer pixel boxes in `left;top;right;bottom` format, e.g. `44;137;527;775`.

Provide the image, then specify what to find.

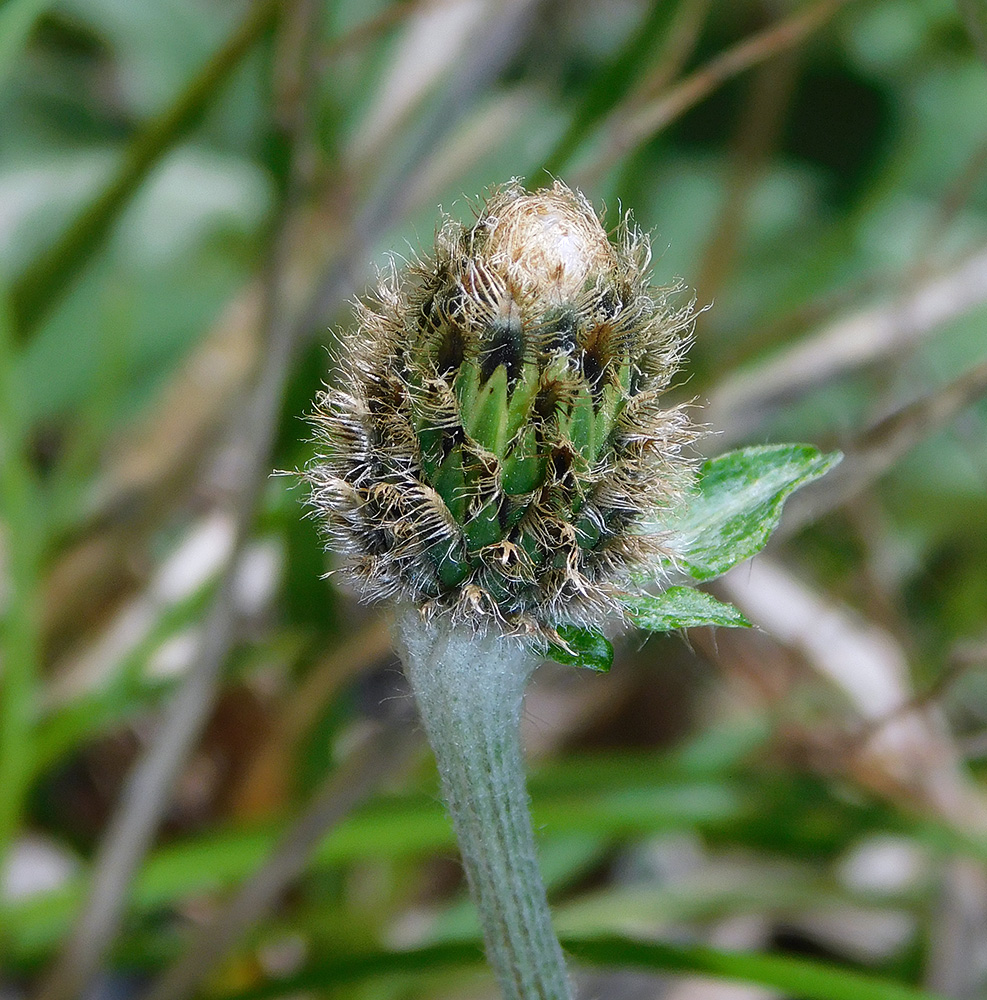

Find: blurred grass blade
539;0;685;177
0;0;52;89
2;778;748;958
207;935;949;1000
565;936;949;1000
8;0;280;340
576;0;846;184
0;291;43;867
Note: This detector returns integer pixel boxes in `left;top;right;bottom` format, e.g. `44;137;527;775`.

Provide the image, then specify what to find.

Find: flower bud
305;180;698;637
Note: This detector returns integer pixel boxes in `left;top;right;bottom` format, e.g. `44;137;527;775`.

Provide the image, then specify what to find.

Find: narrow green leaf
624;587;751;631
565;936;949;1000
2;780;746;958
0;291;43;865
464;498;502;552
565;379;596;461
502;426;546;494
664;445;842;583
546;626;613;672
210;935;950;1000
454;362;482;425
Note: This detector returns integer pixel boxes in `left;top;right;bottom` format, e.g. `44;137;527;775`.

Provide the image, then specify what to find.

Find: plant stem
393;608;573;1000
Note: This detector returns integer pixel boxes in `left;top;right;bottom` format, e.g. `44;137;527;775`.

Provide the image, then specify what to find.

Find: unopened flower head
304;180;698;638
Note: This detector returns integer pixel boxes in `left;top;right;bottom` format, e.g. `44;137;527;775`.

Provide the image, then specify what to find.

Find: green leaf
564;378;596;461
624;587;751;631
565;936;949;1000
664;445;842;583
539;0;687;176
505;362;540;441
211;935;950;1000
0;291;43;862
464;498;502;552
546;626;613;671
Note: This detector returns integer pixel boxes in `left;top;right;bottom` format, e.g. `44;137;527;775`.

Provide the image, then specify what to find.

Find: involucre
304;180;698;639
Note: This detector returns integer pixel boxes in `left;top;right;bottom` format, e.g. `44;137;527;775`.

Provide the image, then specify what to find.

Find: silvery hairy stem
393;606;573;1000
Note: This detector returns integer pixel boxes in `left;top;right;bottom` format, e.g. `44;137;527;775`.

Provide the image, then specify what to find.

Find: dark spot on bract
445;285;466;320
580;324;610;395
581;344;605;390
497;496;512;531
599;287;621;318
550;447;572;479
435;325;465;377
542;310;578;356
365;375;403;414
534;381;563;420
440;422;465;459
481;316;524;384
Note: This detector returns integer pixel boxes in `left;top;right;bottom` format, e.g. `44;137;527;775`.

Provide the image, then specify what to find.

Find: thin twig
576;0;848;185
632;0;713;100
695;44;800;313
706;245;987;443
320;0;435;65
144;720;421;1000
910;131;987;281
33;3;323;997
780;357;987;535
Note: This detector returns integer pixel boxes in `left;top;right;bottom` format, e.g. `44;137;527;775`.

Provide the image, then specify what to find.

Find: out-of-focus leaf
567;936;947;1000
8;0;279;338
540;0;687;176
623;586;751;631
208;934;949;1000
547;625;614;671
1;779;746;958
656;445;842;583
0;0;52;90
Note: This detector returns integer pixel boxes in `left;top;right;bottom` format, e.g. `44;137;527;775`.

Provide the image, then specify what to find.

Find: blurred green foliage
1;0;987;998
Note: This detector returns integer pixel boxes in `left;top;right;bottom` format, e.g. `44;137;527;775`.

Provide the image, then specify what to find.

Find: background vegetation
2;0;987;997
